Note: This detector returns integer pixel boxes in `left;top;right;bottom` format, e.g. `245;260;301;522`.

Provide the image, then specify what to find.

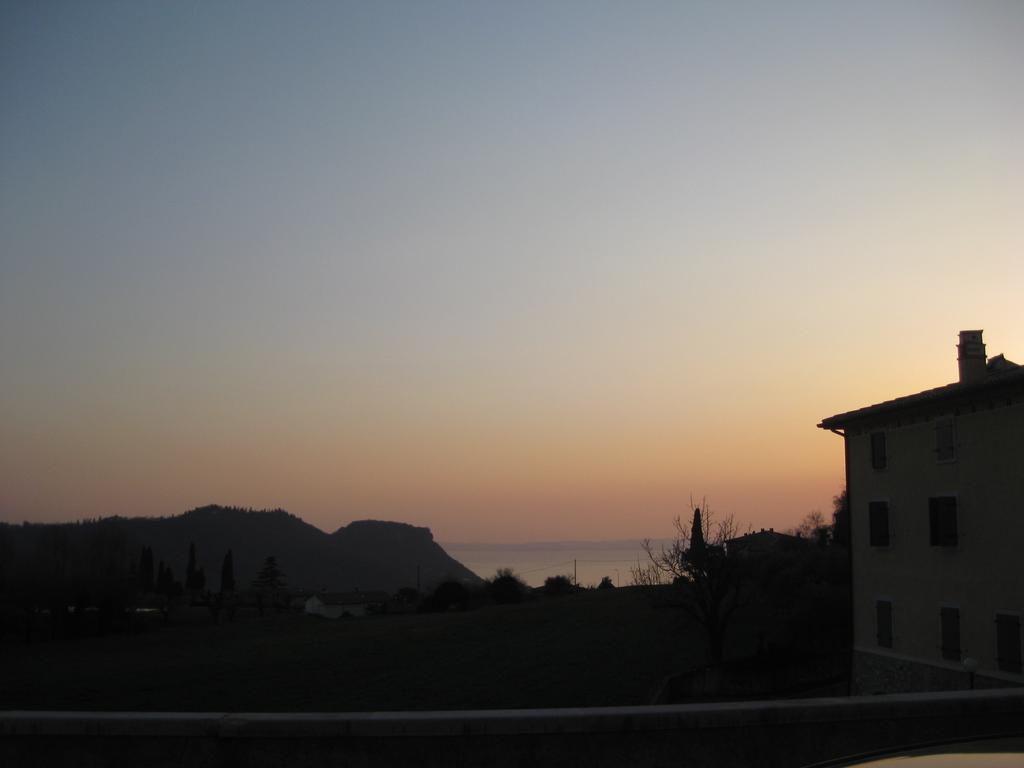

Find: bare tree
641;503;750;665
794;509;832;546
629;557;666;587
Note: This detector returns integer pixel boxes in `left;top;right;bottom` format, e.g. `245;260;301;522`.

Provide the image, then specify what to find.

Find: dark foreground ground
1;587;727;711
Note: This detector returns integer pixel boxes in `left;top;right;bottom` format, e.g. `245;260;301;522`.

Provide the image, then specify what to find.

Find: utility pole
574;559;577;586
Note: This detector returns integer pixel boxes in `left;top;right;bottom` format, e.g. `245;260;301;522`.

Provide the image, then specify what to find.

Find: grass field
1;587;715;712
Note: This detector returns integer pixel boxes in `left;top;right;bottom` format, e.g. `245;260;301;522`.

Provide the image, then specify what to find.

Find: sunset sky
2;2;1022;542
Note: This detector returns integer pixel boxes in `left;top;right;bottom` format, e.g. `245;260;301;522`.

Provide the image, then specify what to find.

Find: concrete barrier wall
2;689;1023;768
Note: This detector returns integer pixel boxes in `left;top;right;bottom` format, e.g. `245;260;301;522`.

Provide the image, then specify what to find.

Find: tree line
0;520;289;642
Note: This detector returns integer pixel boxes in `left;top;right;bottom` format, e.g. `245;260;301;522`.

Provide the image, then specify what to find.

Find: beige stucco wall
846;398;1024;689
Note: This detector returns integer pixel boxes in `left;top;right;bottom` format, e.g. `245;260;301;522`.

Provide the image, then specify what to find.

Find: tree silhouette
138;546;154;594
641;504;749;666
690;507;706;560
252;556;286;591
220;550;235;593
251;556;287;616
795;510;830;547
420;580;469;612
156;561;170;595
487;568;527;604
543;575;574;596
185;542;197;590
154;560;181;623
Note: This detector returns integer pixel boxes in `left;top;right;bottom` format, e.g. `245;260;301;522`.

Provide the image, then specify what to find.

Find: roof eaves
817;366;1024;430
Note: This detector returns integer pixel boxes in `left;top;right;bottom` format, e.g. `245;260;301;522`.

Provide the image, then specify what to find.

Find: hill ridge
1;505;479;593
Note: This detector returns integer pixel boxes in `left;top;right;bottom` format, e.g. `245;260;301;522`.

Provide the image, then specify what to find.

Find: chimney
957;330;986;384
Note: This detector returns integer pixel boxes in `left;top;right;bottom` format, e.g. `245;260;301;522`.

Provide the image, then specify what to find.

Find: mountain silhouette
1;505;480;593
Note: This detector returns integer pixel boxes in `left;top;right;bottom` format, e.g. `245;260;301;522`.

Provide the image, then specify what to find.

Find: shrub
419;581;469;612
487;568;527;605
543;575;574;596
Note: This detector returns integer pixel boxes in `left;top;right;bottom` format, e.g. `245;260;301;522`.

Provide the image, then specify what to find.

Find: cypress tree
252;556;286;615
185;542;198;591
157;561;175;596
252;556;285;591
139;546;154;593
220;550;235;593
689;507;706;561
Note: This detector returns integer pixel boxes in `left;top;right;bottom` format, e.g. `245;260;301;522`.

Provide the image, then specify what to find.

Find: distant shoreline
442;538;671;551
439;540;676;587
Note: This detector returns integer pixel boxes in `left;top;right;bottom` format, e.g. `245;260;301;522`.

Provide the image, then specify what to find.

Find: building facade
819;330;1024;693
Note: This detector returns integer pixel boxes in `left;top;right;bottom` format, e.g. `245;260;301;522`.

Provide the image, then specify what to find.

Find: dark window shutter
940;608;960;661
929;499;940;546
941;499;958;546
869;502;890;547
929;497;958;547
996;614;1022;673
877;601;893;648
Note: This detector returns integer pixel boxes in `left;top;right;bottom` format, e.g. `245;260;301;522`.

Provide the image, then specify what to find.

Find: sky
1;1;1022;542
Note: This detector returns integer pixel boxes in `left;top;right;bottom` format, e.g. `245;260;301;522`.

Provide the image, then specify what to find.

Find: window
868;502;890;547
929;497;958;546
870;431;887;469
935;418;956;462
996;614;1022;673
940;607;961;661
876;600;893;648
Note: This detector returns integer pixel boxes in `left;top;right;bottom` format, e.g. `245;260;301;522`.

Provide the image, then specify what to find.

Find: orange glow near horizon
6;327;1023;541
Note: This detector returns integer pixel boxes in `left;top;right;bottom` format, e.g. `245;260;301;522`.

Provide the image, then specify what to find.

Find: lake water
441;539;675;588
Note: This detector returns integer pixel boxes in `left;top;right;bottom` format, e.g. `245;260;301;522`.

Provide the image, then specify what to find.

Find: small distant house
725;528;805;557
819;330;1024;693
303;591;390;619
